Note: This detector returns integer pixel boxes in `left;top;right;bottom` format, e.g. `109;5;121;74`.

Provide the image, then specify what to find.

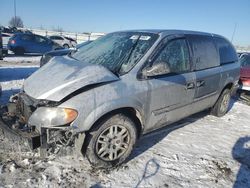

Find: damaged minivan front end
0;91;81;156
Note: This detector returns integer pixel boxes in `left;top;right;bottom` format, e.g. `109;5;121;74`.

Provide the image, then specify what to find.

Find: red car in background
239;53;250;92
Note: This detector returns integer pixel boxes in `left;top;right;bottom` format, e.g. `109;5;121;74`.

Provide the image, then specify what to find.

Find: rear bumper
0;114;41;150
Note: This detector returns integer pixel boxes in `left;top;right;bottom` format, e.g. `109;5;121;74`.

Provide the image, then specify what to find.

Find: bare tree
9;16;24;28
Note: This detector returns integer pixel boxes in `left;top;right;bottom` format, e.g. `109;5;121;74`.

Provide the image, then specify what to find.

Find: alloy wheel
95;125;130;161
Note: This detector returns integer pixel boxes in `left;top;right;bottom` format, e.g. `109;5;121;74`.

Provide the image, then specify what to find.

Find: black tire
85;113;137;168
63;44;70;49
2;49;8;57
14;47;25;55
211;88;231;117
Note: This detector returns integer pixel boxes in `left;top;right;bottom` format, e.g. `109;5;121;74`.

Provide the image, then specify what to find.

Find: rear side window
35;36;47;43
50;36;63;40
188;35;219;70
214;37;238;64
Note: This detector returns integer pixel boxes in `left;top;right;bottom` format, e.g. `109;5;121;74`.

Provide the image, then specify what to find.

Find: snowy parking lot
0;56;250;187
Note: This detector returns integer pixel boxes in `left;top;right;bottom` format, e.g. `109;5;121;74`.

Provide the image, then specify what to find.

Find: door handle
186;82;195;89
197;80;205;88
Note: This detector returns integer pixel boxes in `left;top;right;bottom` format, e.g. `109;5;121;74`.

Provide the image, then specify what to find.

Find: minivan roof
118;29;222;38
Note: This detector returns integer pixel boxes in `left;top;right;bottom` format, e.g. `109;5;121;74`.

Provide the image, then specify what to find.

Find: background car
65;36;77;47
48;35;76;48
40;40;92;67
0;31;3;60
8;33;62;55
239;53;250;92
0;26;17;35
1;32;12;56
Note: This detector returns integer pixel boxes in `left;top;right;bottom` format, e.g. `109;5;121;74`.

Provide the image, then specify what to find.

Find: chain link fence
21;28;105;43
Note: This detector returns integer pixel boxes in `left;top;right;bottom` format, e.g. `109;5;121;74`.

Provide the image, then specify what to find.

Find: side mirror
142;61;170;77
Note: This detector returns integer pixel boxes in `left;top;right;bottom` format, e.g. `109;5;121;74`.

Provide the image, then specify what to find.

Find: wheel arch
223;82;234;91
81;106;144;155
89;107;144;137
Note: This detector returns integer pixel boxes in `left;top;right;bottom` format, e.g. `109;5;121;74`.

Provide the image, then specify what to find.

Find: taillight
10;40;15;44
241;78;250;86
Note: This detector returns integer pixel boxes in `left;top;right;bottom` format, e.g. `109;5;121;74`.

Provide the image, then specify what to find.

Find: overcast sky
0;0;249;46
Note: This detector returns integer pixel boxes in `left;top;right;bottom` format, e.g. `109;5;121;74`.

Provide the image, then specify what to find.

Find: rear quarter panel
219;62;240;92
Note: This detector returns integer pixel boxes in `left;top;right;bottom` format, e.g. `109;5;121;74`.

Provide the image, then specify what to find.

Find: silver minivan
0;30;240;168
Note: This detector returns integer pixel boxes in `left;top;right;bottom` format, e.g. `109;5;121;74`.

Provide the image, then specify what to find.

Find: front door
144;37;196;132
32;35;52;54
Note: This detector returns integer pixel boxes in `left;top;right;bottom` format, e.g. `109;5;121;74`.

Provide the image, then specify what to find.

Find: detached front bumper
0;108;41;150
0;119;41;150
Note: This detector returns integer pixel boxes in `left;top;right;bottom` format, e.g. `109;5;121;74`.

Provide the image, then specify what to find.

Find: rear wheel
85;114;137;168
211;88;231;117
14;47;25;55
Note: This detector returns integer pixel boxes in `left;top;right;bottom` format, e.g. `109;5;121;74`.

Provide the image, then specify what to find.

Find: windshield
240;54;250;67
72;32;158;74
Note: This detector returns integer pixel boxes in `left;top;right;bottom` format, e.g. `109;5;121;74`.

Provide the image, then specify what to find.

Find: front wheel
85;114;137;168
211;88;231;117
63;44;70;49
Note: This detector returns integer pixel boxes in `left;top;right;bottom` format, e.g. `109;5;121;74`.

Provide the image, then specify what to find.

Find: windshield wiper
68;52;79;61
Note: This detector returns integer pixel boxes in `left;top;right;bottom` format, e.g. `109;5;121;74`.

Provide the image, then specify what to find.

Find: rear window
188;35;219;70
21;34;33;41
214;37;238;64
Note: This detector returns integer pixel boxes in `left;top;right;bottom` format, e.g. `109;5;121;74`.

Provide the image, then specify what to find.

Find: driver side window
153;39;190;74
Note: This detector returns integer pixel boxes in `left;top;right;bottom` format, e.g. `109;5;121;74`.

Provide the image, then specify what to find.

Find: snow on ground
0;57;250;188
0;53;41;67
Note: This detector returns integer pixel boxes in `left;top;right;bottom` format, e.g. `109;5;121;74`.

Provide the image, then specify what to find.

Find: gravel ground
0;56;249;188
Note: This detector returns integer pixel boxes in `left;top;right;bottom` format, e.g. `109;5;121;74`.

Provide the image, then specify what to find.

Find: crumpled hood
240;66;250;78
24;56;119;101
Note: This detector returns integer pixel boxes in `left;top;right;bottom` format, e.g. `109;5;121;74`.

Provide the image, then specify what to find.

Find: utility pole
14;0;17;27
231;23;238;43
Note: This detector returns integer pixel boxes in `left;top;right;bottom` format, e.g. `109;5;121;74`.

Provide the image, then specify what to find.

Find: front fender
74;97;144;133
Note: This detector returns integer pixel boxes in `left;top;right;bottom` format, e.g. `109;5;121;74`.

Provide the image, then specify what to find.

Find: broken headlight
28;107;78;127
